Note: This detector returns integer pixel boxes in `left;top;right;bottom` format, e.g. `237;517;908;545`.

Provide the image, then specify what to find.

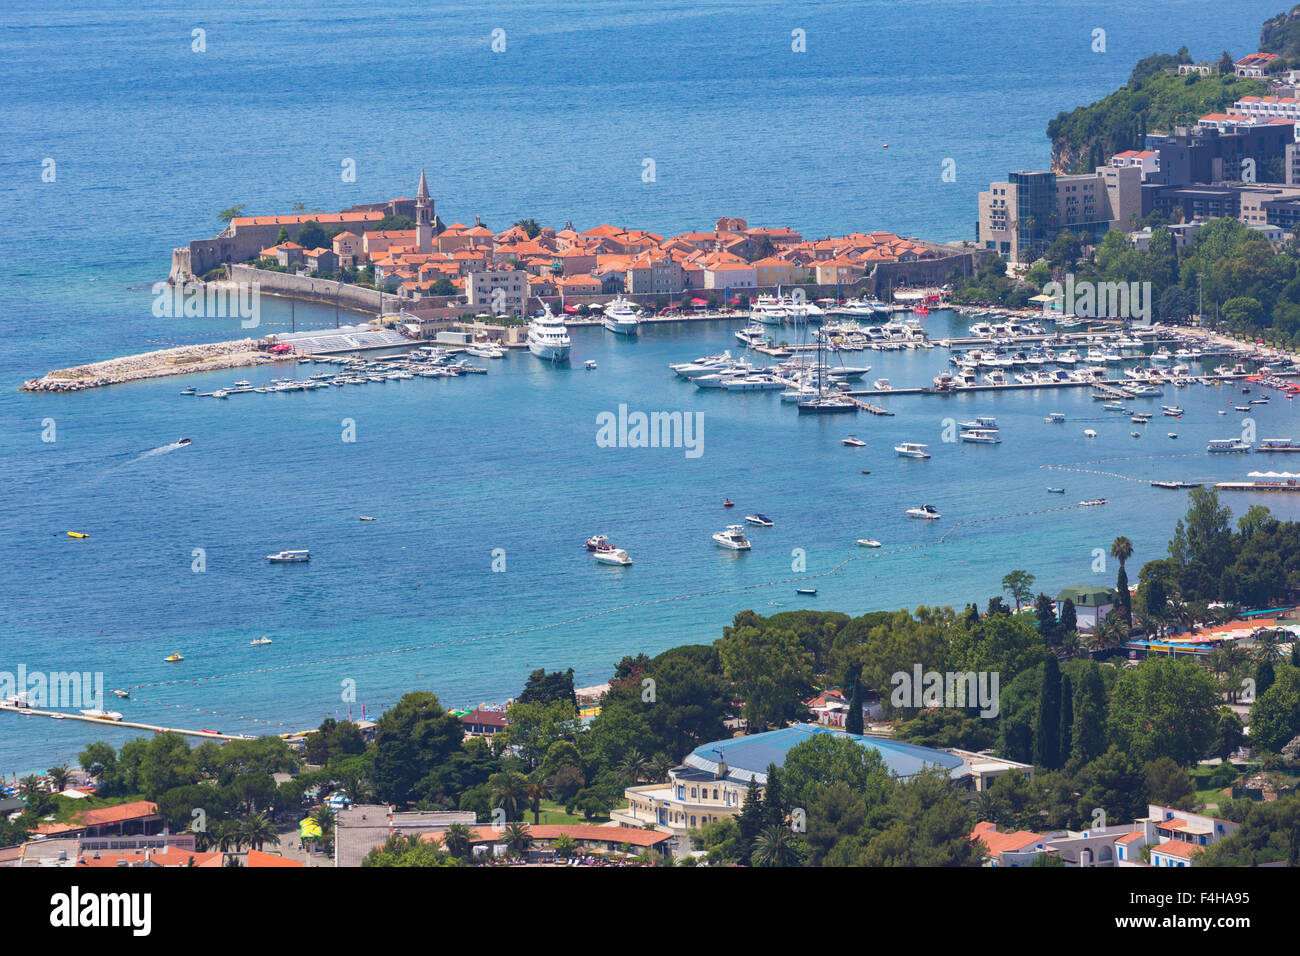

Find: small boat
67;531;89;539
180;386;197;395
1078;498;1109;507
795;588;817;596
177;438;192;445
249;636;272;646
585;534;612;551
111;689;129;699
1044;413;1065;424
860;470;871;475
594;548;633;566
198;729;222;736
1083;429;1097;438
723;499;735;508
359;516;375;521
841;436;866;447
744;514;774;527
584;360;597;370
164;654;184;663
1168;432;1178;439
266;550;310;563
713;525;752;550
894;443;930;459
1131;431;1141;438
906;504;942;520
80;709;124;722
856;539;882;548
1046;487;1065;494
51;713;64;720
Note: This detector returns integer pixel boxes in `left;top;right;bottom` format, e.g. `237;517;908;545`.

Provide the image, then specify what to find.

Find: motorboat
359;516;375;521
526;305;572;362
594;548;633;566
894;443;930;459
80;709;124;722
177;438;192;446
602;296;641;336
713;525;752;550
164;654;184;663
249;636;273;646
585;360;598;370
1044;412;1065;424
1046;487;1065;494
841;436;866;447
856;538;883;548
1078;498;1109;507
266;550;311;563
960;428;1001;444
111;689;130;699
585;534;613;551
956;416;998;430
1083;429;1097;438
1162;405;1183;417
1258;438;1300;452
873;378;892;391
1207;439;1251;453
906;504;942;520
67;531;89;539
744;514;774;527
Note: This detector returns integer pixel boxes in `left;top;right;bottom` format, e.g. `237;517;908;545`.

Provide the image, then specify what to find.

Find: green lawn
526;804;611;826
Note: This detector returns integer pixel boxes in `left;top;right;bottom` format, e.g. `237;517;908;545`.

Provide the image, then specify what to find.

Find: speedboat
1079;498;1109;507
841;436;866;447
111;689;130;699
80;709;124;722
594;548;633;566
266;550;311;563
744;514;774;527
856;538;882;548
894;443;930;459
177;438;192;445
584;360;597;370
906;504;942;520
713;525;752;550
249;636;272;646
585;534;612;551
164;654;184;663
526;305;572;362
1083;429;1097;438
1044;413;1065;424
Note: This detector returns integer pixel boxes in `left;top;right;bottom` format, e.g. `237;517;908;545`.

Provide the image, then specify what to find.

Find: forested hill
1261;4;1300;58
1046;53;1265;174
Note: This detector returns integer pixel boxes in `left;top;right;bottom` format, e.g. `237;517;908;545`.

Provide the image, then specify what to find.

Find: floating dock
0;703;249;740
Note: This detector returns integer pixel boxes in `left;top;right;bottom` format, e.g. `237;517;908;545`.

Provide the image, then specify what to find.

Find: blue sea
0;0;1293;773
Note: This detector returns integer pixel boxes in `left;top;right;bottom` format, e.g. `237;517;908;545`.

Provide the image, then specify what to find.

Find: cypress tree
1034;658;1062;769
1116;565;1132;628
1071;665;1107;764
1058;673;1074;765
761;763;787;831
1060;598;1078;635
845;671;865;736
1256;660;1275;699
1035;593;1059;645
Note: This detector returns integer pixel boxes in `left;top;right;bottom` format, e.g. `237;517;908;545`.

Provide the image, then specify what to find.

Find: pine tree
760;763;787;832
1035;593;1059;645
737;776;764;859
1034;658;1062;769
1058;673;1074;764
845;672;865;736
1256;660;1275;699
1059;599;1078;635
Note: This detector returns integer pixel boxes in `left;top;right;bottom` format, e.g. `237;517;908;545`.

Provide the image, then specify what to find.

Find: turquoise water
0;0;1292;772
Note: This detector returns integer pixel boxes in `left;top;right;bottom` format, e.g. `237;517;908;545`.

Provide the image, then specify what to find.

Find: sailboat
797;323;857;414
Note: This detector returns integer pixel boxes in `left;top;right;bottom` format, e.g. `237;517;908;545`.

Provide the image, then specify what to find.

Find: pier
0;703;250;741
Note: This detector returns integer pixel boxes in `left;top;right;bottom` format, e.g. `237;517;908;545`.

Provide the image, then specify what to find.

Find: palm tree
490;772;528;823
239;812;279;852
618;748;649;784
752;825;799;867
525;780;549;825
649;752;674;783
1060;630;1083;659
502;822;532;855
45;765;72;792
1252;628;1286;664
1110;536;1133;568
310;805;335;849
211;819;241;852
1093;609;1129;651
443;822;473;860
18;775;43;800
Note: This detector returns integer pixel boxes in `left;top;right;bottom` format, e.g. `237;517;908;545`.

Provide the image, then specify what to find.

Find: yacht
594;548;633;566
856;538;883;548
744;513;774;527
957;416;998;430
1258;438;1300;452
249;636;273;646
1207;439;1251;454
797;394;858;414
526;305;572;362
906;504;942;520
266;549;311;563
602;296;641;336
960;428;1002;444
735;325;768;347
894;442;931;459
749;295;790;326
873;378;892;391
713;525;752;550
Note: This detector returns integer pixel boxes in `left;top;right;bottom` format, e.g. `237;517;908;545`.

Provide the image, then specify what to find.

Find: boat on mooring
266;549;311;563
713;525;752;550
906;504;942;520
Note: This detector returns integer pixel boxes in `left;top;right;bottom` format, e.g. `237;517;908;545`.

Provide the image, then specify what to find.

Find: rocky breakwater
22;339;275;392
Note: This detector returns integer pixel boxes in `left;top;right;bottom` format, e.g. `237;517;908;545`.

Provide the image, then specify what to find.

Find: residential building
1235;52;1279;78
466;268;527;315
1055;585;1118;631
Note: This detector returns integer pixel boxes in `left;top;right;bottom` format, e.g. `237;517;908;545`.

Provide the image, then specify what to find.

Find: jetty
0;702;250;740
22;338;274;392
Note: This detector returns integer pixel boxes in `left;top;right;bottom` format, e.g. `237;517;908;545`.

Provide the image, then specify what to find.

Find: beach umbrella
299;818;322;839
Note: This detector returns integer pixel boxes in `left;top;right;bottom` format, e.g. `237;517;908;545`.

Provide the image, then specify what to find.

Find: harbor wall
226;265;400;315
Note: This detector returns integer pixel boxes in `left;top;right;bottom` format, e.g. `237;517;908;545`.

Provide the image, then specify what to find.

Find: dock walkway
0;703;249;740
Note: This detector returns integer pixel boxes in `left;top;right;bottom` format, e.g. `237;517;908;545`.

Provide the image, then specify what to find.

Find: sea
0;0;1293;774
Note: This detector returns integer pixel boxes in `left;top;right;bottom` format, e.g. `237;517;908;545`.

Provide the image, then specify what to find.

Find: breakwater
21;339;274;392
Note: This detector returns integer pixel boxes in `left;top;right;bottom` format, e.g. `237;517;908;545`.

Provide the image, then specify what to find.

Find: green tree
1002;570;1036;612
1108;657;1219;764
1034;657;1062;769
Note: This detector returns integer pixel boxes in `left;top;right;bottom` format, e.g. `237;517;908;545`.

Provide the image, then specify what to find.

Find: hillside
1046;58;1265;174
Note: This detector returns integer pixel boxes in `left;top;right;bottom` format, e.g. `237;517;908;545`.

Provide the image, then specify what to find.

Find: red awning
690;298;708;306
564;305;580;313
727;298;740;304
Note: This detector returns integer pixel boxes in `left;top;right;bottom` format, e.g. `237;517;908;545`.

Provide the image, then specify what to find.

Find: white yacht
249;636;273;646
594;548;633;566
602;296;641;336
266;550;310;563
906;504;942;520
894;442;931;459
960;428;1002;444
527;305;572;362
713;525;752;550
749;295;790;326
1207;439;1251;454
873;378;892;391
